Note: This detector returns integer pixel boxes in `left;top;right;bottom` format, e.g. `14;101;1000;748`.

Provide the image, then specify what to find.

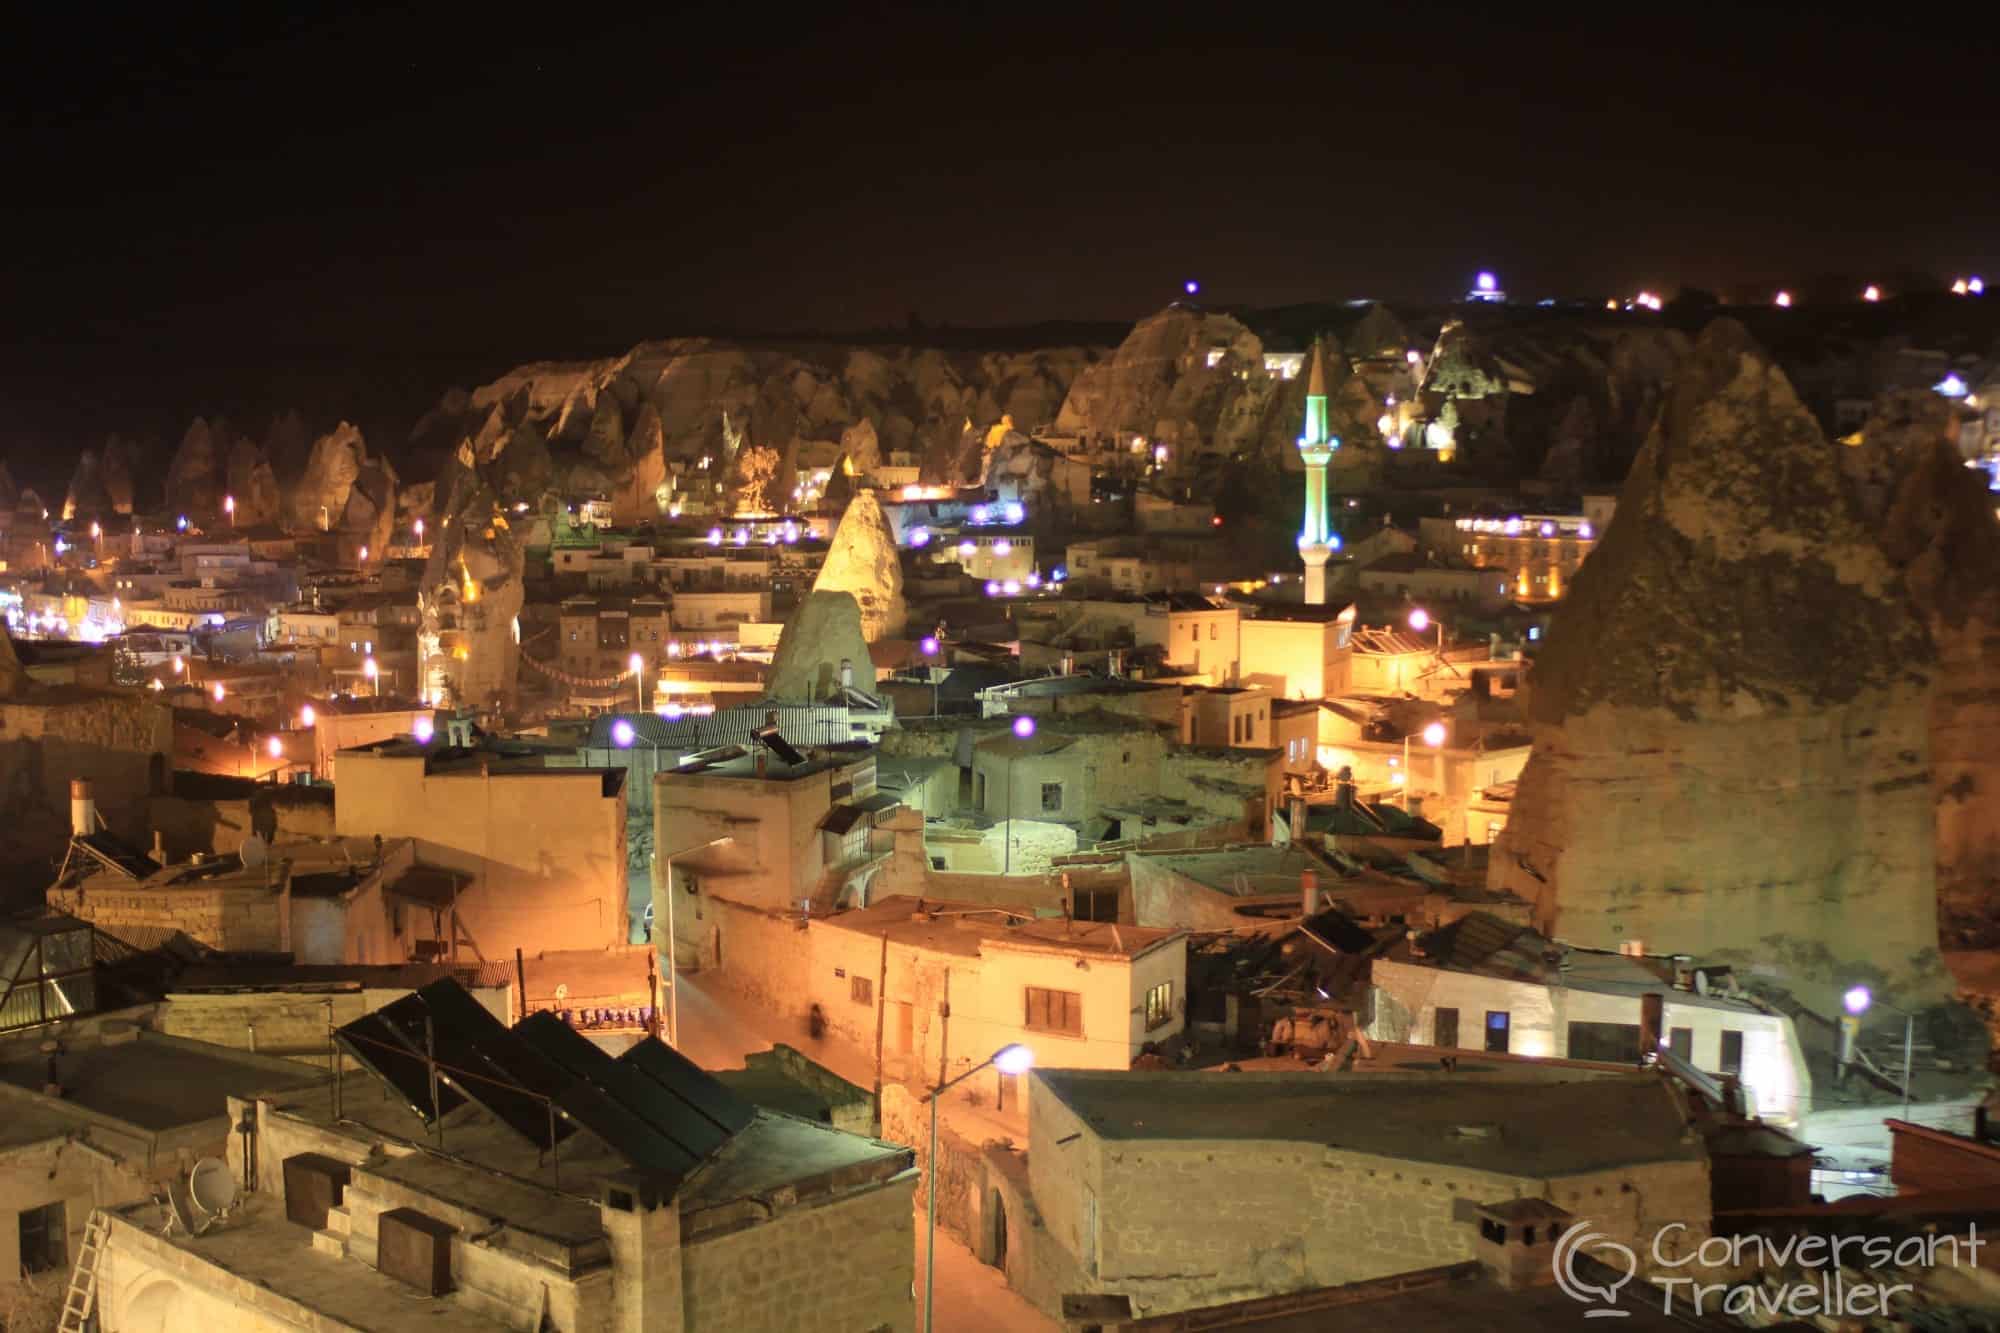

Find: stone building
336;740;631;956
1021;1069;1709;1321
80;982;917;1331
1365;912;1812;1128
808;895;1187;1086
0;1006;324;1316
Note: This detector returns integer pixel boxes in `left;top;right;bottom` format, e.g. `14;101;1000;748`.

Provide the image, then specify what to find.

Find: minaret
1296;340;1339;605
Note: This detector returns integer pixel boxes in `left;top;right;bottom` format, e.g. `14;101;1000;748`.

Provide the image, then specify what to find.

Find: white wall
1368;960;1810;1126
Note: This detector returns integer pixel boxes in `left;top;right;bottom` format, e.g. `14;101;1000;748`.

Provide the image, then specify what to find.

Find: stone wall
680;1172;916;1332
150;789;337;859
0;691;170;856
50;876;289;953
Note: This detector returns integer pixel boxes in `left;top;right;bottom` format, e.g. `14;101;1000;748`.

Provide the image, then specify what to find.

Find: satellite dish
240;834;268;869
1694;971;1710;996
164;1177;204;1235
189;1157;239;1224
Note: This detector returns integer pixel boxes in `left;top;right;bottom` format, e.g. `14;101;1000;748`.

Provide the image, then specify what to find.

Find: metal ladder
57;1208;108;1333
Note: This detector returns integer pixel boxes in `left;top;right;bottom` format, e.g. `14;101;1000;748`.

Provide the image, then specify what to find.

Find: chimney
69;780;96;838
152;830;167;863
1618;939;1646;958
1108;649;1124;678
1061;652;1075;677
840;659;854;689
1470;1200;1570;1291
1301;868;1318;917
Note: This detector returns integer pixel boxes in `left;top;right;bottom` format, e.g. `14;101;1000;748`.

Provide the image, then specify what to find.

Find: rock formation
417;484;525;710
226;437;281;526
812;488;906;641
166;416;226;516
62;450;111;520
1840;392;2000;940
408;337;1105;518
290;422;397;556
1489;321;1944;1002
766;592;874;702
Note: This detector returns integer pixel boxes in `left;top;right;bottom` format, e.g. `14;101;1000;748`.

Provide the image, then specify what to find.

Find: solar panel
411;980;575;1150
333;1008;468;1124
617;1036;757;1137
520;1014;748;1160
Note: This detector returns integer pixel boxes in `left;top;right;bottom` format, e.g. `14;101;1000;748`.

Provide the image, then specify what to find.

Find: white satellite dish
240;834;269;869
1694;971;1710;997
189;1157;239;1227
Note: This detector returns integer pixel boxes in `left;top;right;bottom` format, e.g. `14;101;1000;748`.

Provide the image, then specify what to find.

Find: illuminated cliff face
417;491;524;710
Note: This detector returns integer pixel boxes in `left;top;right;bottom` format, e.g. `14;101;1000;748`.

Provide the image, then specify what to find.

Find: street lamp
925;1044;1034;1333
224;495;235;526
1401;720;1447;809
657;834;734;1045
629;652;646;710
919;636;941;716
1843;985;1914;1119
300;703;316;728
363;657;379;697
1003;715;1036;873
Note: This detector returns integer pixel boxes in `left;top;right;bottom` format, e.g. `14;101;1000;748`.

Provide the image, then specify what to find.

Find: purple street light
612;719;637;748
1011;716;1037;739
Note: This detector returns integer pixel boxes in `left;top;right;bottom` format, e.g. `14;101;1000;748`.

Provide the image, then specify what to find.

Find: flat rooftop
0;1028;324;1140
821;895;1183;961
1035;1069;1702;1176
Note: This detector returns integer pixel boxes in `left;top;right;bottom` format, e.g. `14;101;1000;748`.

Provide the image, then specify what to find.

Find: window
1669;1028;1693;1062
1567;1020;1641;1064
1434;1007;1459;1048
1484;1010;1511;1053
930;856;947;870
1145;981;1174;1030
1719;1030;1744;1077
1040;782;1063;813
851;975;873;1006
1208;624;1217;640
1025;986;1083;1036
18;1200;64;1274
1073;886;1119;922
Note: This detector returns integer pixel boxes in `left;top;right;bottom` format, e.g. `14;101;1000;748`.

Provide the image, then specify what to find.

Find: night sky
4;4;1995;465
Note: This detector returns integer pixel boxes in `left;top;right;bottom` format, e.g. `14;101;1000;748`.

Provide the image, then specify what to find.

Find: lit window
1144;981;1174;1030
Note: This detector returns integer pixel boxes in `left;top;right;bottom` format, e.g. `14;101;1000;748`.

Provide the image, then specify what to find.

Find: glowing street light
1184;279;1199;295
1011;715;1037;740
924;1044;1034;1333
1863;284;1882;302
1839;983;1913;1117
267;735;283;759
1407;608;1430;634
414;716;435;743
1953;279;1969;296
172;655;185;675
300;704;316;728
414;518;425;543
224;495;235;526
212;682;225;703
363;657;379;697
1972;277;1987;295
1422;721;1448;748
1774;290;1793;308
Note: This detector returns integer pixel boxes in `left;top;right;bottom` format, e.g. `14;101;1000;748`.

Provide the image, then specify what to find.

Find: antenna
239;833;269;870
188;1157;239;1228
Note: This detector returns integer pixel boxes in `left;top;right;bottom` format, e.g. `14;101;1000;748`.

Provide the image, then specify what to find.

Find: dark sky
4;4;1996;463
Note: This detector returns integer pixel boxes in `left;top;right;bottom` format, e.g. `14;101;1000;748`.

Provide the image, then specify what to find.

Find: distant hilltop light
1467;271;1504;303
1775;290;1793;307
1184;279;1199;295
1973;277;1987;295
1476;271;1496;292
1863;284;1882;302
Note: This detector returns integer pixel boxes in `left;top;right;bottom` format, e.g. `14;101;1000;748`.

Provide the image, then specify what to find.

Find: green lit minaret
1296;339;1339;605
